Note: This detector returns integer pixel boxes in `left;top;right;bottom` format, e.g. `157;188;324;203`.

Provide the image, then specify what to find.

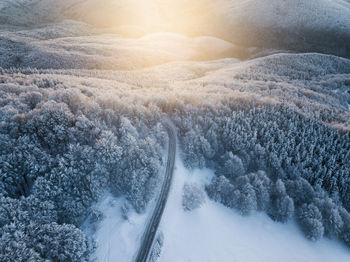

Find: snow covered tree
248;171;271;211
0;225;45;262
285;178;315;206
297;203;324;241
206;175;236;208
268;180;294;222
30;223;89;262
339;207;350;247
216;152;246;181
234;175;258;215
182;183;205;211
315;198;343;239
0;76;166;260
24;100;75;153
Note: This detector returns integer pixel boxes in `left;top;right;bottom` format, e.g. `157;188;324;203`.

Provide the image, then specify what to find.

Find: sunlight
65;0;221;37
151;0;217;35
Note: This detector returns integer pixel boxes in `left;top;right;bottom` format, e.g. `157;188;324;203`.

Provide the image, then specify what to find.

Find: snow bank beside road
89;194;153;262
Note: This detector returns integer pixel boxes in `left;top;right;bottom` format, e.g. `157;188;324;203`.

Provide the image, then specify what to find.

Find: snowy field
91;155;350;262
159;158;350;262
88;195;152;262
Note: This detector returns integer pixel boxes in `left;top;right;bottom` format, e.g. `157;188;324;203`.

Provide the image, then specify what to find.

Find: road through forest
134;121;176;262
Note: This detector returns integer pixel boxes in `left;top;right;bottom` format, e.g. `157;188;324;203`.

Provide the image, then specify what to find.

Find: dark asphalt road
134;121;176;262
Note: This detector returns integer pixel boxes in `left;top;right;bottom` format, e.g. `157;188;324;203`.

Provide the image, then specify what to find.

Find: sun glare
66;0;220;37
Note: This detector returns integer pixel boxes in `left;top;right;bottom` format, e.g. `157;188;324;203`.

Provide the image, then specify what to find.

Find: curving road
135;121;176;262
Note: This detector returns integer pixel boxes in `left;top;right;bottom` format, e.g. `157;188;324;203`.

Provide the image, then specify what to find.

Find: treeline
0;73;165;261
171;102;350;245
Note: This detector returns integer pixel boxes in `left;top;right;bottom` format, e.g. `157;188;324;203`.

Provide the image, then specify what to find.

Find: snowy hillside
0;24;243;69
1;0;349;57
0;1;350;261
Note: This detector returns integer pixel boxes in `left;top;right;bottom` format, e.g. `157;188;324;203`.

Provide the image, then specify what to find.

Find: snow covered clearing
158;156;350;262
89;194;155;262
90;155;350;262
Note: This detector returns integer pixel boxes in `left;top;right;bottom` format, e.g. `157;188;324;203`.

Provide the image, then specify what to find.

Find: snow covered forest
0;0;350;261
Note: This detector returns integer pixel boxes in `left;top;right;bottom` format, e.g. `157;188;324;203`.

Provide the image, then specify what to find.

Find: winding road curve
135;121;176;262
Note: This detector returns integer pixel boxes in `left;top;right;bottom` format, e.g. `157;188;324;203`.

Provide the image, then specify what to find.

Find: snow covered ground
89;195;154;262
91;154;350;262
159;157;350;262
